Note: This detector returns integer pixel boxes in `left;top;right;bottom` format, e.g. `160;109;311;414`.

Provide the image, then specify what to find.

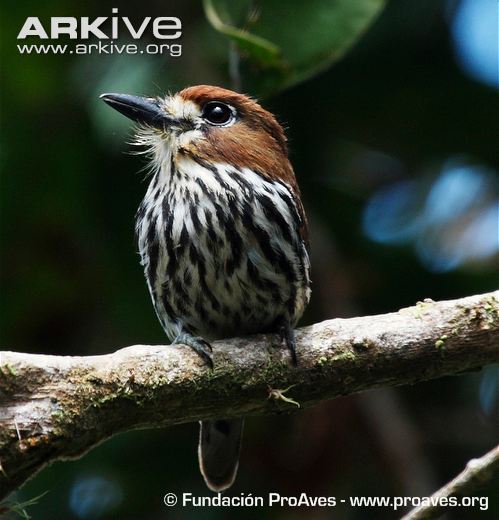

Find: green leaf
204;0;386;95
203;0;281;67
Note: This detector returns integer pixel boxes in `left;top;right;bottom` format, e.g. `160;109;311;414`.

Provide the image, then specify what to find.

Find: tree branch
402;444;499;520
0;291;498;500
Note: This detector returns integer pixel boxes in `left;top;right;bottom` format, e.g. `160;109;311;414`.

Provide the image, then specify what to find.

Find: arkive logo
17;8;181;40
16;8;182;56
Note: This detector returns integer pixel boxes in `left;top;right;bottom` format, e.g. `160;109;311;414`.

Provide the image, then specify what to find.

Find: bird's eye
202;101;235;126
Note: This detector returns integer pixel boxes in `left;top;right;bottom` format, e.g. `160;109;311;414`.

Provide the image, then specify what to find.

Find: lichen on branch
0;291;498;500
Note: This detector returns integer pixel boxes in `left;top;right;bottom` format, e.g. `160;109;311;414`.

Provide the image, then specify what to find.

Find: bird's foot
173;331;213;368
279;322;297;366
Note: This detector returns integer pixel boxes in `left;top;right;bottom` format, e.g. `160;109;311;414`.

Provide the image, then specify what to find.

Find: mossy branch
0;291;498;500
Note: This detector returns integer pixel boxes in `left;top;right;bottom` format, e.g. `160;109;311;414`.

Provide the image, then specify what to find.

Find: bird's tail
198;418;244;492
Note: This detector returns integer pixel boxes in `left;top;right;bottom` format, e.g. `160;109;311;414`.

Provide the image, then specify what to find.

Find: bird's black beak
100;93;174;129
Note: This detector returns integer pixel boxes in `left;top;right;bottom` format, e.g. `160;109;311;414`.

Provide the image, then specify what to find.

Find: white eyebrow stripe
163;95;201;120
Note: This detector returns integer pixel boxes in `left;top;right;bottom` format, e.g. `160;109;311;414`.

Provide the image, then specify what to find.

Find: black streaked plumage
101;86;311;494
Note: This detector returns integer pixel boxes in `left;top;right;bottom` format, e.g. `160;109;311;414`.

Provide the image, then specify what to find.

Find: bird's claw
279;323;298;366
173;332;213;368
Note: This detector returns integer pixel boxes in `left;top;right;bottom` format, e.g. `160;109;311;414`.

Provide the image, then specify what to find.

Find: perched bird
101;86;311;492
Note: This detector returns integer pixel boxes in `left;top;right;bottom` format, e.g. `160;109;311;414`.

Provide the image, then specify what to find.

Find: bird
100;85;311;492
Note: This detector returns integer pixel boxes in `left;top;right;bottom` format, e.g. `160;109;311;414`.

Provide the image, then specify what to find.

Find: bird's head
100;85;294;185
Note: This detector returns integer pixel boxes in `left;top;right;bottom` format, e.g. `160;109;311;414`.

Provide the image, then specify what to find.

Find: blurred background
1;0;498;518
